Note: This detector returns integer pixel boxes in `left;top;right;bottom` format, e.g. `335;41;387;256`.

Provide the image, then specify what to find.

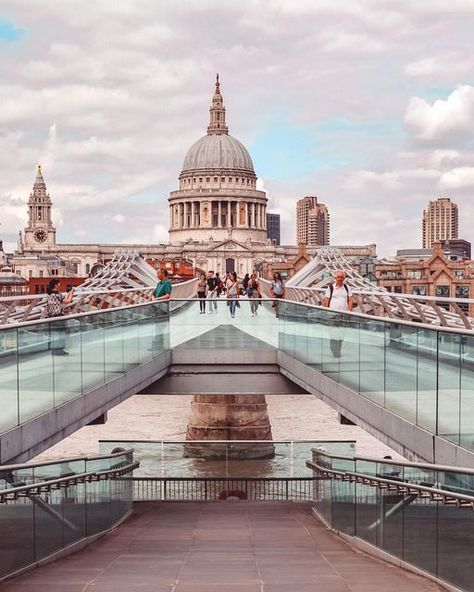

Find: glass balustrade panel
437;332;461;445
460;333;474;451
416;329;438;432
18;322;54;424
104;310;125;379
80;313;105;394
358;317;385;405
0;327;19;433
50;317;82;404
385;324;418;424
0;497;34;578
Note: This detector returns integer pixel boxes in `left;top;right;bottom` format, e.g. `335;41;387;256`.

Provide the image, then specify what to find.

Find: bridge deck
0;502;441;592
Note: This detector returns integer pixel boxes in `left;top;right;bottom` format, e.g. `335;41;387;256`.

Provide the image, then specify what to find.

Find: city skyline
1;2;474;256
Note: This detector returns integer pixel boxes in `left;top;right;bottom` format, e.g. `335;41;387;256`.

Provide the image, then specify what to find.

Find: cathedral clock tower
23;165;56;251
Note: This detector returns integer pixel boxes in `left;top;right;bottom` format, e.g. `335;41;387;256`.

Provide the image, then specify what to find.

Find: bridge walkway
0;501;442;592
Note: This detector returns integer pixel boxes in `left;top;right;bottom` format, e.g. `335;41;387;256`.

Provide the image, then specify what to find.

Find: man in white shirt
322;271;353;357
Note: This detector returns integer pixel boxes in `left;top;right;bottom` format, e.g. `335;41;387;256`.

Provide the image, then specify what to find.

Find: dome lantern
207;74;228;136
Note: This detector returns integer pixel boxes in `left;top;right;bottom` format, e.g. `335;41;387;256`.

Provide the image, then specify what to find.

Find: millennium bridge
0;250;473;591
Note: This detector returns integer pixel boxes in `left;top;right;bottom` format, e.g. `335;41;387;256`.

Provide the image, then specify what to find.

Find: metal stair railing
306;460;474;509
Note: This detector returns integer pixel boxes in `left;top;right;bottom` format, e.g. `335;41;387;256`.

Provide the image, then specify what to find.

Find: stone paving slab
0;501;443;592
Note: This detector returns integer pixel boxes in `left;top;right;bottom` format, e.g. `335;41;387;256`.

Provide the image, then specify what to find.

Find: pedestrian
322;270;353;358
242;273;250;292
247;272;261;317
153;268;173;301
149;269;173;352
206;271;219;313
196;272;207;314
46;279;73;355
270;272;285;318
226;271;239;318
215;272;223;297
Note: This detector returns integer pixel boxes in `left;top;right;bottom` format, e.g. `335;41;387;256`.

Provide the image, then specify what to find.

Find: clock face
34;229;47;243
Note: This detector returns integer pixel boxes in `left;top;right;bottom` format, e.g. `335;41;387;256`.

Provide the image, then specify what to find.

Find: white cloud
404;53;471;80
0;0;474;256
405;85;474;141
439;167;474;189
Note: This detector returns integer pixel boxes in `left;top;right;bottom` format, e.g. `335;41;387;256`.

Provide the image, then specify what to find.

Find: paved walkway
0;502;442;592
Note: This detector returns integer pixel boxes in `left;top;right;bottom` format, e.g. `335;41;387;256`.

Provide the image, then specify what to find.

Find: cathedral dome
181;133;255;174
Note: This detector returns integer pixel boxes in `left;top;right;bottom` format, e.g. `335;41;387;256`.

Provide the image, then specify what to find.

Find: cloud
439;167;474;190
0;1;473;257
405;85;474;142
404;53;472;81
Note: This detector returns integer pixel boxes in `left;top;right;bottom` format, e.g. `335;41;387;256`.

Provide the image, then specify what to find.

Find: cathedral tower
23;165;56;250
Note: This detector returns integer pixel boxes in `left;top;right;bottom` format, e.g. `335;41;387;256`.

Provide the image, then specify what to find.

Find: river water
33;394;401;469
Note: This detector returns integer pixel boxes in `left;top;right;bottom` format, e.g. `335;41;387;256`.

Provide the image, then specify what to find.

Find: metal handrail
0;448;134;473
309;449;474;476
306;460;474;509
0;460;139;502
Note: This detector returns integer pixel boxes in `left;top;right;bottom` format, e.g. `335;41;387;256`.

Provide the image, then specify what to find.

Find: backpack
328;283;349;306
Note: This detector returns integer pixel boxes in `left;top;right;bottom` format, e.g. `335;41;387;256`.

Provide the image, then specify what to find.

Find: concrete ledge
278;350;474;467
0;352;170;464
172;348;277;365
311;507;462;592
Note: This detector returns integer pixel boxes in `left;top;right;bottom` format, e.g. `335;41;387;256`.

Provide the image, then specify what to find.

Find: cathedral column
218;201;222;227
251;203;255;228
169;205;173;228
227;201;231;227
244;202;248;227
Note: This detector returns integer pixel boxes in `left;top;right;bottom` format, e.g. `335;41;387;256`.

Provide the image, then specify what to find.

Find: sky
1;0;474;257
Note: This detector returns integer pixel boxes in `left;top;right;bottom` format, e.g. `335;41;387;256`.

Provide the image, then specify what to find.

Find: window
221;177;225;182
412;286;427;296
206;177;210;182
435;285;449;297
456;285;469;298
85;263;91;274
28;270;33;278
229;178;232;183
455;270;464;279
199;177;203;182
214;177;218;182
407;270;422;279
39;270;43;278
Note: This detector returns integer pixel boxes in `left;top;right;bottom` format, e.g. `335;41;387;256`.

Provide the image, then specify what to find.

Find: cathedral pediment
208;239;251;252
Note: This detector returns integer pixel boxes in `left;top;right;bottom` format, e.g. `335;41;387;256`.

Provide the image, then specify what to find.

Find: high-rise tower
296;196;330;246
422;197;458;248
23;165;56;250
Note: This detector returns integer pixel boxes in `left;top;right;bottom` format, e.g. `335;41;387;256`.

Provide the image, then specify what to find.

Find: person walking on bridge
322;270;353;358
153;269;172;301
247;272;261;317
46;279;73;355
226;271;240;318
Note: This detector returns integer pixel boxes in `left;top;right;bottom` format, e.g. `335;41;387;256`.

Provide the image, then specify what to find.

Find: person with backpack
322;271;353;358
